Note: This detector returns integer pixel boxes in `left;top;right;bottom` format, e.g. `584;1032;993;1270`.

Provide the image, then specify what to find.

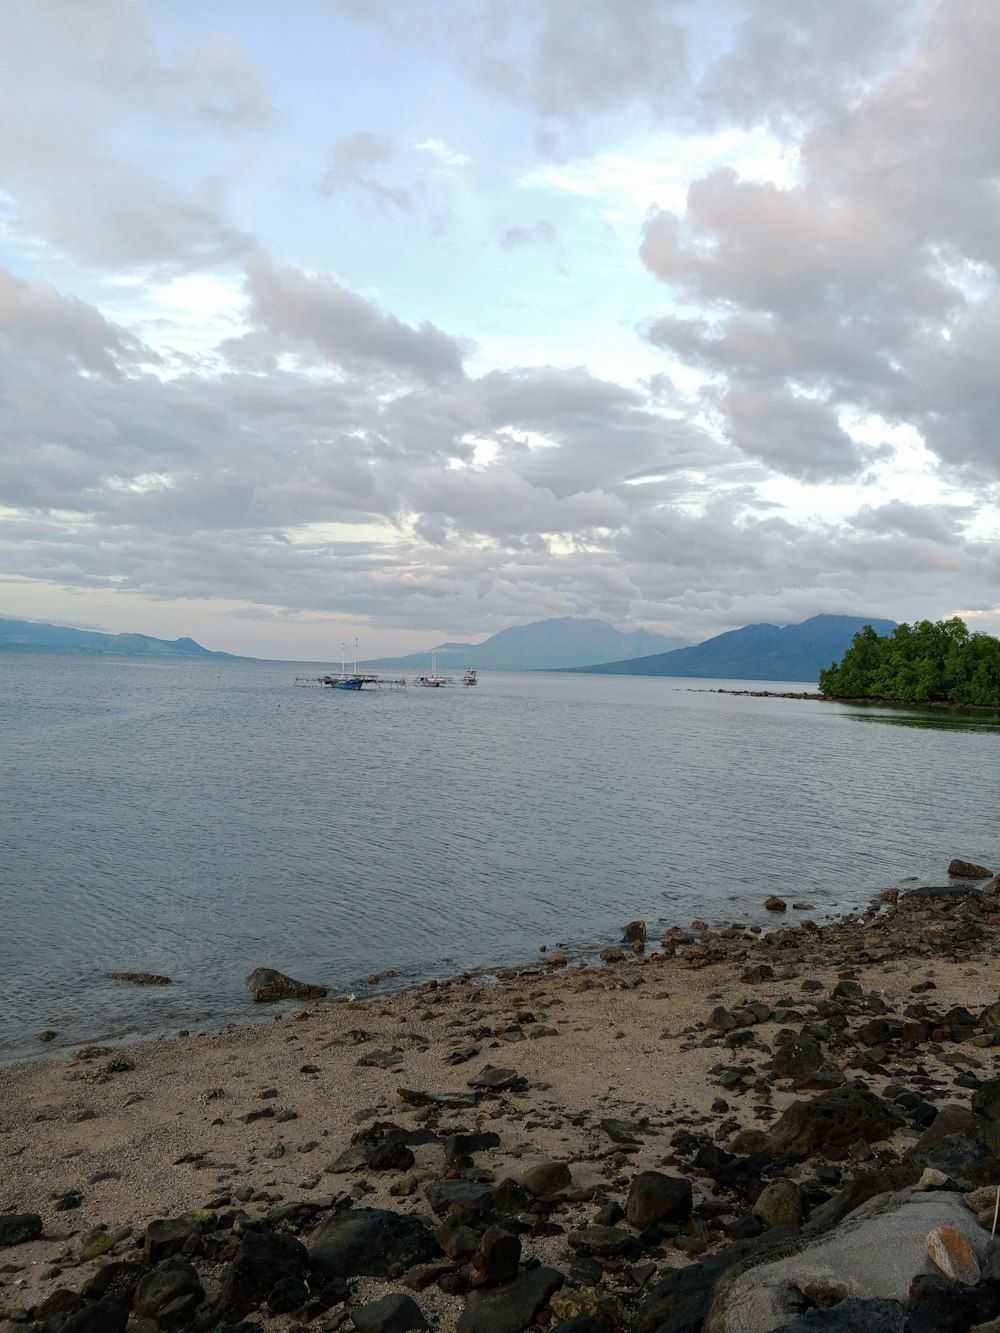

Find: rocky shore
3;866;1000;1333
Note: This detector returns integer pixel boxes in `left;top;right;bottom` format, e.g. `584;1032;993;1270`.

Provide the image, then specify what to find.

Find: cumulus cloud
640;1;1000;487
243;254;466;384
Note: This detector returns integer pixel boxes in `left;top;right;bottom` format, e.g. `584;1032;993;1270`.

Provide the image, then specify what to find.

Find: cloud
499;220;557;249
639;1;1000;486
0;266;152;377
243;254;466;383
320;131;414;212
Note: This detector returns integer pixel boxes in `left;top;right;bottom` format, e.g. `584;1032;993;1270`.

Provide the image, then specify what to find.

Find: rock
133;1256;205;1330
973;1079;1000;1123
309;1207;439;1279
625;1171;693;1228
600;1116;647;1144
352;1292;429;1332
244;967;328;1002
548;1285;623;1330
457;1266;564;1333
567;1225;634;1257
948;859;993;879
59;1299;130;1333
732;1084;904;1158
105;971;172;985
764;896;787;912
0;1213;42;1247
781;1298;906;1331
914;1168;954;1191
142;1214;210;1263
213;1228;309;1321
926;1224;981;1285
79;1262;148;1308
470;1225;521;1286
709;1006;738;1031
467;1065;520;1090
771;1036;823;1081
426;1179;498;1224
327;1139;415;1174
704;1187;993;1333
520;1160;571;1197
751;1178;805;1230
622;920;646;944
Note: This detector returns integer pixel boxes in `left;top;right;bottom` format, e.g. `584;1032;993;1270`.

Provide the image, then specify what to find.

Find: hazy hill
570;614;898;682
0;618;241;660
367;617;689;672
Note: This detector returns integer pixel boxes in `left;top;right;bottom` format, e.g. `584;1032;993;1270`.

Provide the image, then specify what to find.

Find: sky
1;0;998;661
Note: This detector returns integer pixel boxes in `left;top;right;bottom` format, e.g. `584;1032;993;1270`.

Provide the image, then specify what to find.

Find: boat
462;668;478;686
416;648;447;687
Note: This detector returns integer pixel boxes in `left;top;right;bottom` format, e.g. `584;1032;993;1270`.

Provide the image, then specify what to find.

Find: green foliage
819;617;1000;706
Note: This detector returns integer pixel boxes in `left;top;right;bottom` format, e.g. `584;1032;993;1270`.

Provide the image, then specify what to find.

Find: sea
3;652;997;1067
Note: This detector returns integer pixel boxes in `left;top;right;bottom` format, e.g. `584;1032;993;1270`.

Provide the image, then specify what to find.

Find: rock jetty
2;867;1000;1332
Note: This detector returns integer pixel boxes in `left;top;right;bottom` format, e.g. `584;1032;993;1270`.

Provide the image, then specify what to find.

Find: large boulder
731;1085;904;1158
458;1266;565;1333
309;1207;439;1280
625;1171;693;1229
245;967;328;1001
704;1188;992;1333
213;1228;309;1321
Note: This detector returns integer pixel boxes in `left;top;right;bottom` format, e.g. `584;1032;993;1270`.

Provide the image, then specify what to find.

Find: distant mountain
366;617;690;672
570;614;898;682
0;617;242;660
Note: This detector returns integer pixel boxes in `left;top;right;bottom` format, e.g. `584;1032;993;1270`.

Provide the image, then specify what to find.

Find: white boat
462;668;478;686
416;648;447;687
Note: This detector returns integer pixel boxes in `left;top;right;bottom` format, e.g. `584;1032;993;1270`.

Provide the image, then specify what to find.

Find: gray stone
425;1179;497;1224
470;1225;521;1286
213;1228;309;1321
731;1085;904;1158
704;1187;993;1333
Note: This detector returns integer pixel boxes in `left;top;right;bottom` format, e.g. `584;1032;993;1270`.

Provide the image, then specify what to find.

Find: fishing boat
462;668;478;686
416;648;447;687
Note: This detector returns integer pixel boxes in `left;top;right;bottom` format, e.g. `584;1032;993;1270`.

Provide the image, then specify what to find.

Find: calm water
2;652;997;1065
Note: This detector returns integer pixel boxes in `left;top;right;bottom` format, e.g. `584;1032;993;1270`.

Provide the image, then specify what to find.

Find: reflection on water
2;654;996;1064
837;701;1000;732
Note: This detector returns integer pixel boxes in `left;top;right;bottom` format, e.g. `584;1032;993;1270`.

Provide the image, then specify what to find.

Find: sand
2;894;999;1329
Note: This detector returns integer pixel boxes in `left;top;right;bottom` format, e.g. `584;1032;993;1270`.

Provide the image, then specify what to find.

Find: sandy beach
3;877;999;1331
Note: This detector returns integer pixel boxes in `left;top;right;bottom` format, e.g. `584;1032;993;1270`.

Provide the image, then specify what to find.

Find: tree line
819;617;1000;706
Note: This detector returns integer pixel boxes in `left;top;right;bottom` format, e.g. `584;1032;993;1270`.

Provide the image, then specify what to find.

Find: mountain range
365;617;689;672
1;612;897;679
0;618;240;660
569;614;898;682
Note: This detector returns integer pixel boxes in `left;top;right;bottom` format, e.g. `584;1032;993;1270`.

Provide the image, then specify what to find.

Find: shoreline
705;687;1000;714
3;873;1000;1331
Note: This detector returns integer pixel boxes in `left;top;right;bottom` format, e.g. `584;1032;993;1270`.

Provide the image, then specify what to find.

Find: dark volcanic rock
60;1300;129;1333
458;1266;565;1333
0;1211;42;1246
352;1292;430;1332
625;1171;693;1229
133;1256;205;1330
105;971;172;985
309;1207;439;1279
732;1084;904;1158
80;1260;150;1304
245;966;328;1002
470;1225;522;1286
783;1297;906;1331
948;858;992;879
771;1036;823;1080
213;1227;309;1321
426;1179;498;1225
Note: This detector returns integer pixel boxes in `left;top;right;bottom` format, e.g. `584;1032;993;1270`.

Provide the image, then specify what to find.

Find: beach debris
244;967;328;1002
